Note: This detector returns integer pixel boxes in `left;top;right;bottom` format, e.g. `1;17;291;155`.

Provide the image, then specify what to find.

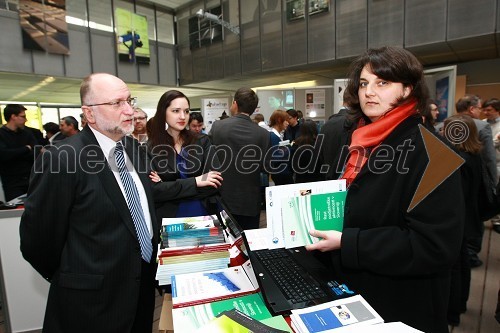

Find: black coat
20;126;160;332
149;134;220;219
326;116;464;333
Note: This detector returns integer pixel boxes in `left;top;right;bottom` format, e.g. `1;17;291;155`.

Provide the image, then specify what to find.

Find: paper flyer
290;295;384;333
265;180;346;249
282;191;347;248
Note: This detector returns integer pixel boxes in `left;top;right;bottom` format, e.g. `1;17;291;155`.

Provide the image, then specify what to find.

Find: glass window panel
88;0;113;31
156;10;174;44
40;108;60;128
66;0;87;23
136;4;156;41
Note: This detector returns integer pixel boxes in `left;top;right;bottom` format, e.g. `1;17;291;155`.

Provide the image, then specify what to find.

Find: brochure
265;180;346;249
171;260;259;308
282;191;347;248
290;295;384;333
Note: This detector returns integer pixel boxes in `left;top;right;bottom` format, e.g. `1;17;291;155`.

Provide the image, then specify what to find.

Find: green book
282;191;347;248
172;293;272;331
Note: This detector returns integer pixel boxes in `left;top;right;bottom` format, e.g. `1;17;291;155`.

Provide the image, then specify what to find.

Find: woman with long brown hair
148;90;222;218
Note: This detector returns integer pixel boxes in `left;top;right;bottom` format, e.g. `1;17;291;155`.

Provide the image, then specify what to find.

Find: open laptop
217;198;356;316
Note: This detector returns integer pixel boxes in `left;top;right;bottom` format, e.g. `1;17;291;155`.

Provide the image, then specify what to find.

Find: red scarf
342;100;417;186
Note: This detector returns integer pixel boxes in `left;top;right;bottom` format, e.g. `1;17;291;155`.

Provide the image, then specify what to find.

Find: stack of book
161;215;226;248
156;214;232;286
156;242;231;285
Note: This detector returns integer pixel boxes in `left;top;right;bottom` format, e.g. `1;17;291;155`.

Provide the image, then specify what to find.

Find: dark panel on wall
447;0;498;60
192;47;208;82
90;31;117;75
308;2;335;63
240;0;261;73
33;53;65;77
158;44;177;86
336;0;367;59
283;1;307;67
178;45;193;85
368;0;403;48
260;0;282;71
0;11;32;73
222;0;241;77
405;0;447;47
206;43;224;80
65;25;92;78
448;0;496;40
139;41;158;85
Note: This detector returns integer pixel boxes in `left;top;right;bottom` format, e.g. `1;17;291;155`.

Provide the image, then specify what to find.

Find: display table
0;208;49;332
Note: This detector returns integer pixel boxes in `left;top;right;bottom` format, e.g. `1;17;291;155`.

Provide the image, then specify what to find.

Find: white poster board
201;98;230;133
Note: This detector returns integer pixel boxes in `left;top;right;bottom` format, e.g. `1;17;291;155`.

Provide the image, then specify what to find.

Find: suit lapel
80;127;138;240
123;137;159;244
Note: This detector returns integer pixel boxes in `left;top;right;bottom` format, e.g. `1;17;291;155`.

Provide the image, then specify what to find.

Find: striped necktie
114;141;152;262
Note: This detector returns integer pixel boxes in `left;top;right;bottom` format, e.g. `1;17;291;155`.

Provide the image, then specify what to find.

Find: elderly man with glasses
20;73;160;333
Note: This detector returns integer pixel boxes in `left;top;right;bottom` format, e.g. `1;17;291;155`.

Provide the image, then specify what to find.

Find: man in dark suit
20;73;159;332
209;87;270;229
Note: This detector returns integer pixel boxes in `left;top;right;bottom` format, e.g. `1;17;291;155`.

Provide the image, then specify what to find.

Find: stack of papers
171;260;259;308
161;215;226;247
156;243;231;285
156;213;237;286
290;295;383;332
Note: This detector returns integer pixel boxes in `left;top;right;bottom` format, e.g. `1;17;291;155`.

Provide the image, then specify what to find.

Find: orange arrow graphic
408;125;465;212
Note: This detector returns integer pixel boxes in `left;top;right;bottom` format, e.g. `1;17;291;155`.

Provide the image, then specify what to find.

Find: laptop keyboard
254;248;328;304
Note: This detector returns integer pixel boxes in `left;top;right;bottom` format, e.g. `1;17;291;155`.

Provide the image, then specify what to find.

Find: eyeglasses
85;97;137;108
134;116;147;121
17;114;27;118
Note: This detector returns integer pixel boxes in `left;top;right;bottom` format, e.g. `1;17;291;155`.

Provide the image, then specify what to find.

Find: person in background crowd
188;111;205;134
59;116;79;137
456;94;498;267
284;109;301;142
306;46;464;333
268;110;293;185
296;110;304;124
148;90;222;219
292;119;323;183
443;114;483;327
252;113;271;131
20;73;159;332
422;99;439;133
209;87;270;230
132;107;148;143
482;98;500;233
0;104;37;201
43;122;65;144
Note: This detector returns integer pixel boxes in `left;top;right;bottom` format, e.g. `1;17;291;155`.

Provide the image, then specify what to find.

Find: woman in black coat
306;47;464;333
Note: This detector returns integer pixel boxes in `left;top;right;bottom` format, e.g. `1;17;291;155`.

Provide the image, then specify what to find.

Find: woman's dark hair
148;90;196;150
188;111;204;124
344;46;429;122
294;119;318;146
443;114;482;154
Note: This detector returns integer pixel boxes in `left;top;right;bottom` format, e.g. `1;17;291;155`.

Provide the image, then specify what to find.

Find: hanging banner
19;0;70;55
201;98;230;133
115;8;150;64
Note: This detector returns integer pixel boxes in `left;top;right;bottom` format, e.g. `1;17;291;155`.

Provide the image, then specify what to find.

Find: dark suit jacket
149;134;220;219
20;126;160;332
209;114;270;218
